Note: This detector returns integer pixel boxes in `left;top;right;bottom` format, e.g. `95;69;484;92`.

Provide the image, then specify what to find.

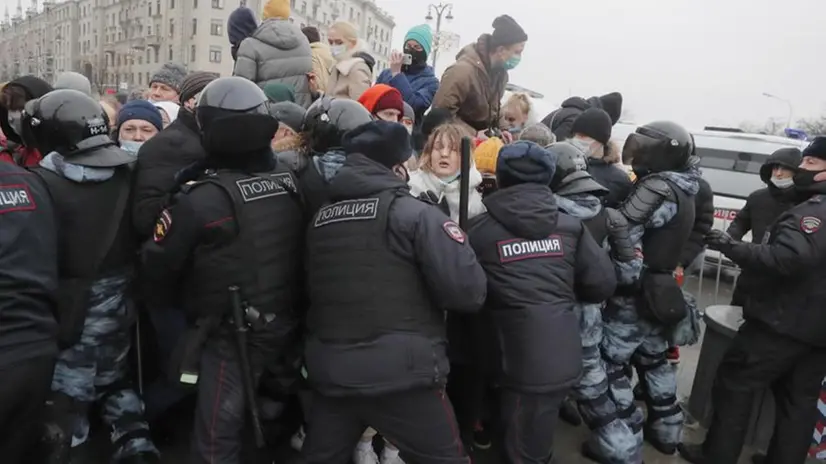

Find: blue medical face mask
120;140;144;156
504;55;521;71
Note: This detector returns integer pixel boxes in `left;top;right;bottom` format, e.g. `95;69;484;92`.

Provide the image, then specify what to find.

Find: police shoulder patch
0;184;36;213
800;216;822;234
443;221;465;244
497;235;564;263
236;173;295;202
314;198;379;227
154;209;172;242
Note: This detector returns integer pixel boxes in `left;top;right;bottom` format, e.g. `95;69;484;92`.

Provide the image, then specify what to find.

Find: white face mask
331;44;347;58
120;140;144;156
770;176;794;189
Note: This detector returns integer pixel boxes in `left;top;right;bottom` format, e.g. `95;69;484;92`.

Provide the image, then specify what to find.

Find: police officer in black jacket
140;77;305;463
680;136;826;464
302;120;487;464
0;161;59;462
467;141;617;464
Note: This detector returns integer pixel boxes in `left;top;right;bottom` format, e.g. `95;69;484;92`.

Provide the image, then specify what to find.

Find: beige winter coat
309;42;334;93
326;44;374;101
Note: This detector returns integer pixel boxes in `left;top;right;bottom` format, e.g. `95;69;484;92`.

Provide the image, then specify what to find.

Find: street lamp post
763;92;794;129
425;3;453;69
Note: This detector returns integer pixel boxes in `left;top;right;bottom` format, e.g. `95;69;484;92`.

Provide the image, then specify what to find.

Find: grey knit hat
270;101;306;133
150;62;188;92
180;71;218;103
519;123;556;147
54;72;92;96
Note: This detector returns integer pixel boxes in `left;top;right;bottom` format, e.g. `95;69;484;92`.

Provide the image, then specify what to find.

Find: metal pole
431;9;441;68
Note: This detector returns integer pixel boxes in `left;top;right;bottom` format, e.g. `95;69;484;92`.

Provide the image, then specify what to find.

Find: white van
610;124;808;265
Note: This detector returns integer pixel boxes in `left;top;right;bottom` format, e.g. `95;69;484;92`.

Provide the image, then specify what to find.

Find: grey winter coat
233;18;314;108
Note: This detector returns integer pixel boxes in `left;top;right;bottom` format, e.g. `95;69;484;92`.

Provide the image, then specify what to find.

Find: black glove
704;229;735;251
417;191;450;217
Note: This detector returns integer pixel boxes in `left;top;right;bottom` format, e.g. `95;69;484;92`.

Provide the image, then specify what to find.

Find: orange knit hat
357;84;403;116
474;137;505;174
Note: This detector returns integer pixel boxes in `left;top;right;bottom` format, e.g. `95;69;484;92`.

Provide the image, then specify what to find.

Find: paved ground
88;267;820;463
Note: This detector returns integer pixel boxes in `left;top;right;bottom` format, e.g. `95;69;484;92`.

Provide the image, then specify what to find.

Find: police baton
229;286;266;448
459;136;472;230
134;313;144;396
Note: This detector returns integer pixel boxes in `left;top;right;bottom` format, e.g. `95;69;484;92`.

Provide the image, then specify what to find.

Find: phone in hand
402;54;413;65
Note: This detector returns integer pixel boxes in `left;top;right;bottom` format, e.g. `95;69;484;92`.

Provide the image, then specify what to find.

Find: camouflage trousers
600;296;684;450
572;303;643;464
50;281;158;460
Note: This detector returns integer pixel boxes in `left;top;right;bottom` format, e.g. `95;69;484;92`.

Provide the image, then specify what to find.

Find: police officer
301;120;486;464
600;121;701;456
0;160;59;462
466;141;616;463
679;136;826;464
546;141;640;463
19;89;158;463
140;77;305;463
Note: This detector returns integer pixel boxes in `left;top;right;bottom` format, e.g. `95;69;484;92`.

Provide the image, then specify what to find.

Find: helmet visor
622;131;670;166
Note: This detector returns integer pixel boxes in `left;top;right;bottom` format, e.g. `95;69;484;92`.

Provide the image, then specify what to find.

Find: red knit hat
358;84;404;119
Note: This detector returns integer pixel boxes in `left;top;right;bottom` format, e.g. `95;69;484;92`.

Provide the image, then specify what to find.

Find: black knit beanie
571;108;613;145
490;15;528;48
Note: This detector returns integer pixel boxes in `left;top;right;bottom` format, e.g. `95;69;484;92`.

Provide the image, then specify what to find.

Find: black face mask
793;169;826;189
403;47;427;68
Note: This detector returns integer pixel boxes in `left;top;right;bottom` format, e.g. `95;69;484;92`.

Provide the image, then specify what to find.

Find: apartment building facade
0;0;394;90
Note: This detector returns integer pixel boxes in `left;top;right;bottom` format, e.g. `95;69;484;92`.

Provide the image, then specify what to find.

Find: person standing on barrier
466;141;617;463
23;90;159;463
301;121;487;464
545;141;641;463
140;77;305;463
600;121;700;457
679;136;826;464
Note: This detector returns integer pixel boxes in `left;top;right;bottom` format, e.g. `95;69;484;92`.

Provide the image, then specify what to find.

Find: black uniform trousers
499;388;567;464
303;387;470;464
704;320;826;464
0;355;56;463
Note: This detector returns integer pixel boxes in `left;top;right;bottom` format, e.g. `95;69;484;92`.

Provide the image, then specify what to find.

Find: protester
24;89;159;463
499;92;533;137
153;100;180;127
227;6;258;62
100;96;121;133
115;100;164;156
408;122;486;222
569;108;632;208
54;71;92;96
0;75;53;166
358;84;404;122
401;102;415;134
681;137;826;464
301;120;487;464
519;123;556;147
270;101;306;153
148;62;187;103
542;91;623;141
262;82;296;103
433;15;527;137
0;159;59;463
233;0;314;108
376;24;439;126
302;26;334;93
326;21;375;101
467;140;617;464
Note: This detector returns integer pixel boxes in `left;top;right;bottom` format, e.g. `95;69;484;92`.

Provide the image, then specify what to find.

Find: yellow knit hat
474;137;504;174
262;0;290;19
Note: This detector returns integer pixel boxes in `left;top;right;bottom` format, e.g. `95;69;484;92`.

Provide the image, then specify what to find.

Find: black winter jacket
541;96;598;141
588;157;633;209
467;183;616;393
680;177;715;267
721;188;826;347
131;110;206;240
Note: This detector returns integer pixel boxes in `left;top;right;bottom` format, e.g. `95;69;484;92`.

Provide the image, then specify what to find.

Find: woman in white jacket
408;122;486;222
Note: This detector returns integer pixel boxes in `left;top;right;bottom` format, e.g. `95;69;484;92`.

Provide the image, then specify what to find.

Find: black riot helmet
195;76;278;157
22;89;133;167
622;121;694;178
548;142;609;197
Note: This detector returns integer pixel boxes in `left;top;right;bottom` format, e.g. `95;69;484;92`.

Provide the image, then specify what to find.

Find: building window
155;48;159;63
349;7;353;20
211;0;223;9
169;19;174;36
156;0;160;13
208;46;221;63
210;19;222;36
193;0;197;8
170;0;175;9
138;72;142;85
146;49;150;61
300;1;305;14
192;18;197;35
168;45;173;61
190;44;196;62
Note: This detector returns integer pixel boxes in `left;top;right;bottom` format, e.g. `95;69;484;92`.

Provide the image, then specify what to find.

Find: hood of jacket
0;75;53;144
759;147;802;184
408;167;486;222
484;183;559;239
404;64;436;80
310;41;333;61
658;167;701;197
228;7;258;45
328;153;410;201
39;152;115;183
456;34;494;74
336;46;376;75
560;96;591;112
554;193;602;220
251;18;305;51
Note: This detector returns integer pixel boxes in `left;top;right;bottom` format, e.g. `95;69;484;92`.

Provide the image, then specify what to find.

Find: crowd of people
0;1;825;464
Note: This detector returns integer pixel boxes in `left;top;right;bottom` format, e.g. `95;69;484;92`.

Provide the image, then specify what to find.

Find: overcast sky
379;0;823;131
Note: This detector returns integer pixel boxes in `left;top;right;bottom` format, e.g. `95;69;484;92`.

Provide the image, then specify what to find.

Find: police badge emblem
154;209;172;242
443;221;466;244
800;216;822;234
